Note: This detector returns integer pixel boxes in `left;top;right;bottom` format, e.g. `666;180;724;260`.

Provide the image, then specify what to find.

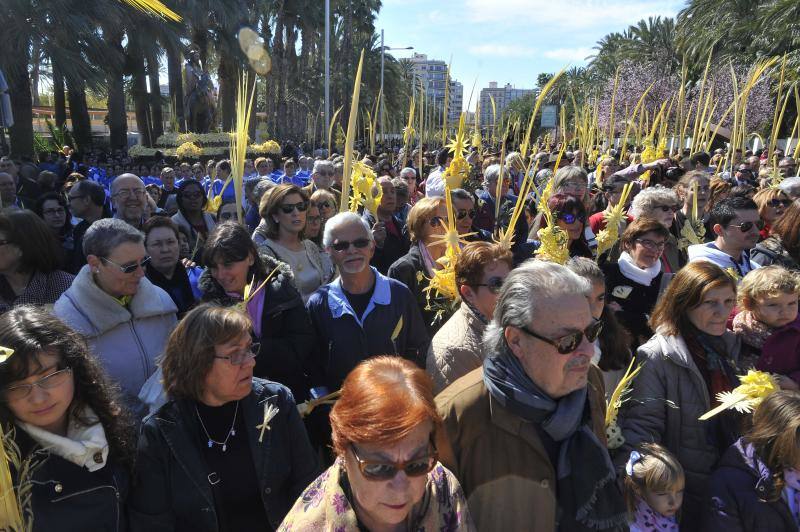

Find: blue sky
376;0;686;110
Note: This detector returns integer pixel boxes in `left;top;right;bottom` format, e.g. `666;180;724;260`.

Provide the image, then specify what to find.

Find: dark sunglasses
331;237;371;252
350;443;438;481
456;209;477;220
516;319;603;354
770;199;792;208
279;201;309;214
473;276;504;294
729;219;765;232
557;212;585;224
101;255;151;274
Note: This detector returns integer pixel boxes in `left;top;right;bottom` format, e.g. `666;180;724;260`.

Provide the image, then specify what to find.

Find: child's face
754;292;799;329
644;480;684;518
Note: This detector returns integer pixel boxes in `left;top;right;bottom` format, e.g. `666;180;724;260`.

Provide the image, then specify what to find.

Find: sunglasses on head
473;276;504;294
350;442;438;481
729;219;765;232
456;208;477;220
557;212;585;224
516;319;603;354
279;201;309;214
331;237;371;252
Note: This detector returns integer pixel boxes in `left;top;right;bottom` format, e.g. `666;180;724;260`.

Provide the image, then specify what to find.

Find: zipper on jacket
128;321;152;381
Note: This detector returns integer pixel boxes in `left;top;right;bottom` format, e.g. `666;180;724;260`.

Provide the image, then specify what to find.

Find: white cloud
468;44;537;58
464;0;684;31
542;46;594;62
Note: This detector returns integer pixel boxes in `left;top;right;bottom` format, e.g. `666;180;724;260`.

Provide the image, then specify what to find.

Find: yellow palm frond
120;0;181;21
699;370;778;420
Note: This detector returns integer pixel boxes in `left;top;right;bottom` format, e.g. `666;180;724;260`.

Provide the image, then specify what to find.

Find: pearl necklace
195;401;239;452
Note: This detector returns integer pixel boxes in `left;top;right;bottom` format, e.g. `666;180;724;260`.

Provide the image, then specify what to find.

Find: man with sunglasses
306;212;429;393
302;159;341;206
435;260;624;531
427;242;512;394
688;196;761;278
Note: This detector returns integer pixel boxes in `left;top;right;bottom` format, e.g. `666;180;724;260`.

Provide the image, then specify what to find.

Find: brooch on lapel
256;396;280;443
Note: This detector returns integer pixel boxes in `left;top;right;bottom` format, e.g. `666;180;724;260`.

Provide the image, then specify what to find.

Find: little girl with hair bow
623;443;685;531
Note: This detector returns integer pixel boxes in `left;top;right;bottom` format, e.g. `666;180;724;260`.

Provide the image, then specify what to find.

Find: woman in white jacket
54;218;177;420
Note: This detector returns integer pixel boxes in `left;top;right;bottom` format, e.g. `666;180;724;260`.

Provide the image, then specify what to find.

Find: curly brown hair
0;306;135;471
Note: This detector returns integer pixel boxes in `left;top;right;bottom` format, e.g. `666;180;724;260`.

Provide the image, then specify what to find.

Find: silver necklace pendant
230;429;236;436
222;444;227;452
207;439;213;448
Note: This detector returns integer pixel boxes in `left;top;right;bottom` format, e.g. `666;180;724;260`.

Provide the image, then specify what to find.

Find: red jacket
755;314;800;384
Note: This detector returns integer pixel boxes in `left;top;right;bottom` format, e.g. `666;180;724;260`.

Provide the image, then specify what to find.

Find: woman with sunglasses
752;188;791;241
617;261;742;530
172;180;217;260
129;304;319;532
254;184;332;302
54;218;178;420
536;193;594;259
602;217;673;348
752;200;800;270
0;306;135;531
388;196;451;336
428;241;513;394
310;188;337;223
279;356;473;531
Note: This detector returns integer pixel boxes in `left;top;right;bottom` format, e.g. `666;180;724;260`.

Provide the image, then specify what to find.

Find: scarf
731;310;773;350
483;353;627;531
17;407;109;472
629;499;679;532
278;458;474;531
618;252;662;286
418;241;438;277
225;286;266;338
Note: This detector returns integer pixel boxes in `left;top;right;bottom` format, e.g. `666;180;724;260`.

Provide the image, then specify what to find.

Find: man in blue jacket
306;211;429;392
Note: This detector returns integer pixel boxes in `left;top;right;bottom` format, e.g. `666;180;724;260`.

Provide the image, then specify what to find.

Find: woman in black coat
706;390;800;531
0;306;134;532
199;222;316;403
128;304;319;532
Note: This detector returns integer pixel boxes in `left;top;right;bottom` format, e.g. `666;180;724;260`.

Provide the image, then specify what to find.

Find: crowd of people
1;140;800;532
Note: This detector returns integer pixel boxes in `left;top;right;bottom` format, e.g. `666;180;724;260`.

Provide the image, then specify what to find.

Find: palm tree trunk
66;79;92;152
30;40;41;107
104;26;127;150
6;36;34;157
129;38;152;146
147;50;164;142
218;51;238;131
166;43;185;132
52;61;67;129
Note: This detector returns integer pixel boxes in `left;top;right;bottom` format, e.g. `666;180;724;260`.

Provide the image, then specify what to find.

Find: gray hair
312;160;334;175
322;211;373;249
778;176;800;197
630;186;679;218
450;188;473;202
483;164;506;186
484;260;592;357
83;217;144;258
399;167;416;179
566;256;604;284
253;179;276;203
552;166;588;190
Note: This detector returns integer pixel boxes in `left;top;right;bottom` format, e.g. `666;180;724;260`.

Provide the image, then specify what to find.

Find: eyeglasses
770;199;792;208
456;209;477;220
113;188;146;200
429;216;447;227
557;213;585;224
42;207;65;216
655;205;679;213
2;367;72;402
728;220;765;232
350;442;438;481
279;201;309;214
101;255;151;274
515;319;603;354
473;276;505;294
331;237;371;252
635;239;667;251
214;342;260;365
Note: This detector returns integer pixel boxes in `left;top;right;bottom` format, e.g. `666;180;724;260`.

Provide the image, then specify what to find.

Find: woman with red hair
279;356;474;531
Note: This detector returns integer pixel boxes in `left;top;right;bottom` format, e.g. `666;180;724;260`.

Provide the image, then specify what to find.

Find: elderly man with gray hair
779;176;800;200
436;259;625;531
54;218;177;419
305;211;429;392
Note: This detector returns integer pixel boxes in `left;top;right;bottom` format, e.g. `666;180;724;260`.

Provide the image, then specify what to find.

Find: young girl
623;443;685;531
0;305;134;531
732;265;800;389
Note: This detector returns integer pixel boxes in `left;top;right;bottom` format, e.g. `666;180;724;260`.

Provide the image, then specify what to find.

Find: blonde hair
623;442;685;517
738;265;800;310
752;188;790;218
406;196;445;243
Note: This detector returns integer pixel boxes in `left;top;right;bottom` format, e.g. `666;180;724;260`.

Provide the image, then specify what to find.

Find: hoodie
687;242;758;278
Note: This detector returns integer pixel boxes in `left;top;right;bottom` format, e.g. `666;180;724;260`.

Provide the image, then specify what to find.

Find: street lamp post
379;30;412;145
324;0;330;153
